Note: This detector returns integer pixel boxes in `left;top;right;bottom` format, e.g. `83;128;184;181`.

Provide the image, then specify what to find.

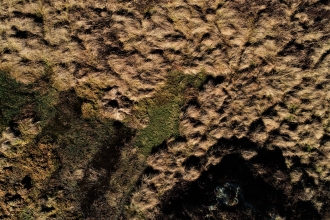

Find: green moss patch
0;72;34;132
134;71;207;155
0;72;60;132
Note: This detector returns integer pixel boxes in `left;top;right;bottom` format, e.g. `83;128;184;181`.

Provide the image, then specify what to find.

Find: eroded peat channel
157;138;324;219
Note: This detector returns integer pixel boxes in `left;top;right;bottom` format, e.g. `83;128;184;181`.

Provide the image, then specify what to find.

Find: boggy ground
0;0;330;219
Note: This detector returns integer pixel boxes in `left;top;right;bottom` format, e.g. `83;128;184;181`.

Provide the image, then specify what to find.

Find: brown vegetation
0;0;329;219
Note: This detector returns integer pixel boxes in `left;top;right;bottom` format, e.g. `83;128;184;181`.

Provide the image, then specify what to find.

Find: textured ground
0;0;330;219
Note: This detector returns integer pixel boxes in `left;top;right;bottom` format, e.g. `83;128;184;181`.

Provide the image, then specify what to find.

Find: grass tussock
134;70;207;155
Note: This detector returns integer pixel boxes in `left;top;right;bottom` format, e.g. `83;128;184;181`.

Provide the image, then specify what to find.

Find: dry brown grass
0;0;330;219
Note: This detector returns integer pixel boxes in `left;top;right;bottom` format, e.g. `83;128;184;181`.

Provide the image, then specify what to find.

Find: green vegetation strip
134;70;207;155
0;70;208;158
